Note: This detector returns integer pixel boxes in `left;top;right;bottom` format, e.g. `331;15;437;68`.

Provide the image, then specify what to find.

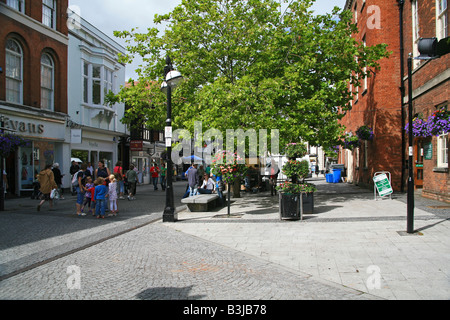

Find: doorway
414;139;424;189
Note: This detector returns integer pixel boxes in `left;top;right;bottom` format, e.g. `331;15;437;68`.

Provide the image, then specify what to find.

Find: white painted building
67;12;127;177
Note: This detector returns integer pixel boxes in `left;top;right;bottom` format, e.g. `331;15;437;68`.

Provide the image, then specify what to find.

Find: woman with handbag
37;164;58;211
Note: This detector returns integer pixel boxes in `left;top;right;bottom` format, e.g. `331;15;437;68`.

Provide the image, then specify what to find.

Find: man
186;163;198;196
150;163;160;191
126;164;138;200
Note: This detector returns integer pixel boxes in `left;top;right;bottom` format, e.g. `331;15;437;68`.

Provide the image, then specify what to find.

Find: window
437;0;448;40
42;0;56;29
103;68;113;104
41;53;54;111
363;35;368;92
82;62;115;106
437;133;448;168
83;62;89;103
412;0;420;68
6;0;25;13
92;65;101;105
5;39;23;104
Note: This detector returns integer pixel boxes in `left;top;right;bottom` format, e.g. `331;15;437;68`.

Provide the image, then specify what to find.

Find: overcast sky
69;0;347;80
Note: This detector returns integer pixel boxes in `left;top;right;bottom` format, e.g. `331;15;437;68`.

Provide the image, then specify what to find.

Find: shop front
1;105;69;196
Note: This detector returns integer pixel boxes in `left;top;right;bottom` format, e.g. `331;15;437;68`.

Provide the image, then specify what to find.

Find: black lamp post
405;37;447;233
161;56;183;222
406;54;414;234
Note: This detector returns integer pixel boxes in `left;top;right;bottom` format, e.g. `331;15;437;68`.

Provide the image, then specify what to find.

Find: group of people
36;160;140;218
149;162;167;191
183;163;224;206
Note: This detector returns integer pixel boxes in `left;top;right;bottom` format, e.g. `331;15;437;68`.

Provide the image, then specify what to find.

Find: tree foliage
111;0;390;147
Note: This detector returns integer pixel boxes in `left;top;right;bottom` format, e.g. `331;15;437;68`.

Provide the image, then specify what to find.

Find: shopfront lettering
4;118;44;134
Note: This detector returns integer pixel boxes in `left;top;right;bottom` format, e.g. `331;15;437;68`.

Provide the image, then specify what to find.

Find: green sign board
373;173;393;197
424;142;432;160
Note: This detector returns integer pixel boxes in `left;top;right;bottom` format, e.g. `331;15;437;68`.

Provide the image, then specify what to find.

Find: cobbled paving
0;223;375;300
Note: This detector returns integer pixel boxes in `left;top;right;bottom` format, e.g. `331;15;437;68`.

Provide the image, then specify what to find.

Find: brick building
340;0;449;202
0;0;69;195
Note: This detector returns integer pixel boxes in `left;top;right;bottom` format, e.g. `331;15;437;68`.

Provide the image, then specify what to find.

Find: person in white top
198;174;216;194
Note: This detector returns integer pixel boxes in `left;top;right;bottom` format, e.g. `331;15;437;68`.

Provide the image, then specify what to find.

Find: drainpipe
398;0;406;193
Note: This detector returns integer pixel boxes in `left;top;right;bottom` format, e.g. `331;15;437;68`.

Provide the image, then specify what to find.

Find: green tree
112;0;390;147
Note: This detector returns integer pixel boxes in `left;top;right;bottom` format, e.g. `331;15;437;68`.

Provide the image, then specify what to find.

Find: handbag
50;188;59;200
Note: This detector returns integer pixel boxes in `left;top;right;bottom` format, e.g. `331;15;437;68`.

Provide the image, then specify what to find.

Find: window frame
40;53;55;111
436;0;448;40
42;0;56;29
5;38;24;105
6;0;25;13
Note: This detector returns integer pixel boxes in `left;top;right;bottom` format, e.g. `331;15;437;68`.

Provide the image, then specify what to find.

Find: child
81;176;94;214
90;178;98;216
108;174;118;216
94;177;108;219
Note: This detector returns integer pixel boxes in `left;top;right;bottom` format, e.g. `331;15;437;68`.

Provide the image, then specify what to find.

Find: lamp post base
163;207;177;222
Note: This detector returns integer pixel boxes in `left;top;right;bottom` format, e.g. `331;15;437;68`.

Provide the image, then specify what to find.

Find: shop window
19;141;55;191
5;39;23;104
41;53;54;111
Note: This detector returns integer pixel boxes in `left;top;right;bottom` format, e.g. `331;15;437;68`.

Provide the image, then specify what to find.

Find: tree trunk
232;179;241;198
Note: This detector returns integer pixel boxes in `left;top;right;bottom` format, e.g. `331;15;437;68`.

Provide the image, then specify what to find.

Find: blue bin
332;169;341;183
326;173;333;183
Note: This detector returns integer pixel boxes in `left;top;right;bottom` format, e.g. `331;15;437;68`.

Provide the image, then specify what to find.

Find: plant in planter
277;159;317;220
356;125;374;141
284;142;307;159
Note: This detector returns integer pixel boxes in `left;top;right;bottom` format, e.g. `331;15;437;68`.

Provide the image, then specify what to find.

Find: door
414;139;424;189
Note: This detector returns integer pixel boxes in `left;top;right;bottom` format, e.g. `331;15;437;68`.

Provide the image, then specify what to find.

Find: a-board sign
373;173;393;197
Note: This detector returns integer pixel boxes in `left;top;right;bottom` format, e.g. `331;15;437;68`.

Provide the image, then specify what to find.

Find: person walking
150;163;160;191
160;162;166;191
126;164;138;200
52;163;64;200
94;177;108;218
187;163;199;196
37;164;57;211
114;161;125;199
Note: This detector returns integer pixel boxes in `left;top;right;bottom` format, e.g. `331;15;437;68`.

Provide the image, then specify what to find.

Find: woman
37;164;57;211
95;160;111;180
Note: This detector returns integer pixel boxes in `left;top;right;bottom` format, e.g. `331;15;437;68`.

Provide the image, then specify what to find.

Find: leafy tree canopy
110;0;390;149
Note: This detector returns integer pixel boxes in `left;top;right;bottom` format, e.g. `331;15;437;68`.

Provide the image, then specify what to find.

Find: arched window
41;53;54;111
5;39;23;104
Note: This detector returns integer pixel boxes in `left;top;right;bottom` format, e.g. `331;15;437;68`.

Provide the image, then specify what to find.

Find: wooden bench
181;191;228;212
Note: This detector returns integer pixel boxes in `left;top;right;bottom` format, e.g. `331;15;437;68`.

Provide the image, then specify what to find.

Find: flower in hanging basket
343;134;360;150
425;108;450;136
0;133;30;158
284;142;307;159
276;181;317;194
356;125;374;141
404;117;431;138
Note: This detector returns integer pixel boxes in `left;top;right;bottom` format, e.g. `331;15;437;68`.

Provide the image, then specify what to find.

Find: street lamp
161;56;183;222
405;37;447;233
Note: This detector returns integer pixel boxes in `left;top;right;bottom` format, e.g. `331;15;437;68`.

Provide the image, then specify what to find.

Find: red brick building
0;0;69;195
340;0;449;202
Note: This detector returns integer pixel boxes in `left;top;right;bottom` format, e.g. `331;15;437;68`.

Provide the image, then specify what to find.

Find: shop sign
2;117;44;134
373;173;393;197
130;140;143;151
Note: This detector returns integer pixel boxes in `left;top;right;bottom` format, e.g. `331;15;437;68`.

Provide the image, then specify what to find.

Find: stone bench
181;191;228;212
